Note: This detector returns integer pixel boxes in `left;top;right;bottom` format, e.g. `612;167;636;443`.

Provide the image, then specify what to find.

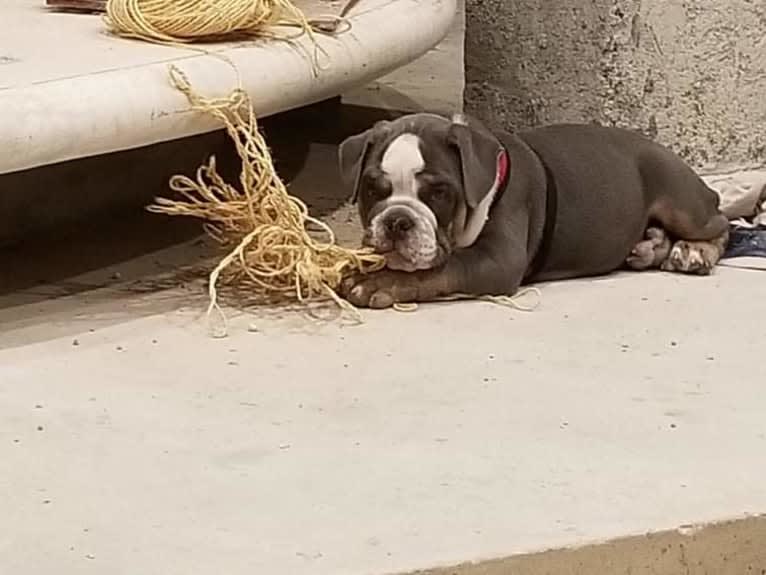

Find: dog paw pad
662;241;714;275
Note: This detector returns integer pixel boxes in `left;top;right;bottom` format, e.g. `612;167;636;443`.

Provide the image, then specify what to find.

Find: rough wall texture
465;0;766;171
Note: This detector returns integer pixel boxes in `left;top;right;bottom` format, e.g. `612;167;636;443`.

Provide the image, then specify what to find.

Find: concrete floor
2;254;766;574
2;3;766;573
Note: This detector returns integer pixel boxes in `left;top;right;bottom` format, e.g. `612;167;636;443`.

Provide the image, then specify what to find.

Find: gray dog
338;113;729;309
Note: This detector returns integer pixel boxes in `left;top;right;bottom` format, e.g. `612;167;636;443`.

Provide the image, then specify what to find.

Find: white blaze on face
372;133;440;271
380;133;424;197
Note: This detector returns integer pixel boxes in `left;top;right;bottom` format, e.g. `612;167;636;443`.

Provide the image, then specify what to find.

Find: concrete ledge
1;0;456;174
0;101;398;247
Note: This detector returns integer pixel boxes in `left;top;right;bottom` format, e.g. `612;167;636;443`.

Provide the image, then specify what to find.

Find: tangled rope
104;0;355;44
148;66;384;334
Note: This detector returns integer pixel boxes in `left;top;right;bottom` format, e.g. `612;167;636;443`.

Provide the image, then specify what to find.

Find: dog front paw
340;270;419;309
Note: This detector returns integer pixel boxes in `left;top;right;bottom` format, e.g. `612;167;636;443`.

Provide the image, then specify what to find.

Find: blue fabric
723;225;766;259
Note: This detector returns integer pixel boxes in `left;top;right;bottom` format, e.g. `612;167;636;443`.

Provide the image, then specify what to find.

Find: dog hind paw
660;240;716;275
626;227;671;270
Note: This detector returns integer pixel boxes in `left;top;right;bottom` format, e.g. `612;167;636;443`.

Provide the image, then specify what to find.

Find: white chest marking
454;165;501;249
381;134;425;198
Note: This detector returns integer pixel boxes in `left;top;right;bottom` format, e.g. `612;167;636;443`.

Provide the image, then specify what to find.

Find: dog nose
384;213;414;239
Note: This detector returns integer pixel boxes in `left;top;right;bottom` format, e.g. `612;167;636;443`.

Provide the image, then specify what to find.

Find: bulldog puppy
338;113;729;309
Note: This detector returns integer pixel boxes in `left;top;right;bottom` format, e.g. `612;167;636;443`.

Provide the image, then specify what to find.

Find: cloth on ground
703;170;766;260
724;225;766;259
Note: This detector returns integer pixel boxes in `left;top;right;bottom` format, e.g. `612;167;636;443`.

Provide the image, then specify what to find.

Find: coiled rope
104;0;353;43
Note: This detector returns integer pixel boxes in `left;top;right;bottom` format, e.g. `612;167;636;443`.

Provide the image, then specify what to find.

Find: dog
337;113;729;309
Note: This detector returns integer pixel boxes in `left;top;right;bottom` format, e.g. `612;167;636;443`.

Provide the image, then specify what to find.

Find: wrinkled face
339;113;504;272
357;128;463;271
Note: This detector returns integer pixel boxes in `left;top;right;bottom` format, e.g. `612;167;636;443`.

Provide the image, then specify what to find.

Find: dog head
338;113;508;272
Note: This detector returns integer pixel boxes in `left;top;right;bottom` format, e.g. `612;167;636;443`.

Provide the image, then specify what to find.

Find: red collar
496;148;510;189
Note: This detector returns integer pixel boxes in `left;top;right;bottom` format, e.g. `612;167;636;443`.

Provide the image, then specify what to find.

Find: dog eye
369;187;389;202
425;184;450;201
362;176;391;202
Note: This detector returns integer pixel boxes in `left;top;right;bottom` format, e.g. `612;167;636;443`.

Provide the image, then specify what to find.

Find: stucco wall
465;0;766;171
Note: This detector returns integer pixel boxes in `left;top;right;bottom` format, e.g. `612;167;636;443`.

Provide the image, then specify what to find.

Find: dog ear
448;114;503;209
338;121;390;203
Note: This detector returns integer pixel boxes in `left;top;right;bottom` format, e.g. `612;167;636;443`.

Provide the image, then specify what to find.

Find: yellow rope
148;66;385;334
104;0;355;78
104;0;336;43
393;287;543;313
